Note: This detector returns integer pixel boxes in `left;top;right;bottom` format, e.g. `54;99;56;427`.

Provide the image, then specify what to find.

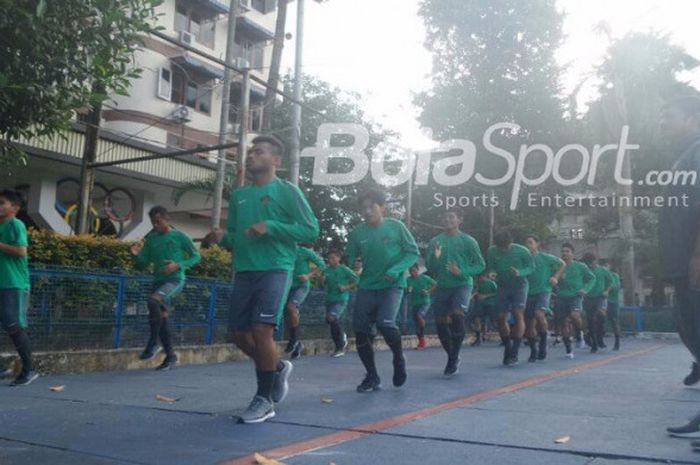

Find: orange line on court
221;344;663;465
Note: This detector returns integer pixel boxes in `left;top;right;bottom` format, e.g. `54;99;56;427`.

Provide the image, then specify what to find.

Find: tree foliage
0;0;162;162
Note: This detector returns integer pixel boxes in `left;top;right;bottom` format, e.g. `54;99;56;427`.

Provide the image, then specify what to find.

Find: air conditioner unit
179;30;195;46
239;0;252;11
173;105;192;122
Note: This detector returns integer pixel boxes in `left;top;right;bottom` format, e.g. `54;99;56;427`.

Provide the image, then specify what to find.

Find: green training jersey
345;218;419;290
527;252;563;295
477;279;497;306
588;265;613;297
425;232;485;288
608;272;621;304
223;178;319;272
557;260;596;298
135;228;200;283
0;217;29;290
324;264;359;303
292;247;326;288
486;243;534;285
407;273;436;306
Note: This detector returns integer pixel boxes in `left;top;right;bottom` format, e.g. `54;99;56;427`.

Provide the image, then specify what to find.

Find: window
234;36;264;69
174;1;216;49
171;68;213;115
252;0;266;13
157;67;172;101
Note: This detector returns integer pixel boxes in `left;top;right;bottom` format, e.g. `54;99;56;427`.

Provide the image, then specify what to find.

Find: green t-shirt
0;217;30;290
527;252;563;295
608;272;621;304
324;264;359;303
222;178;320;272
345;218;419;290
135;228;201;283
477;279;497;306
588;265;614;297
425;232;485;288
292;247;326;288
407;273;437;306
486;244;534;285
557;260;596;298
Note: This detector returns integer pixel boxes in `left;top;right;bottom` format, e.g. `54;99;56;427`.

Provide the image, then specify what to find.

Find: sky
280;0;700;149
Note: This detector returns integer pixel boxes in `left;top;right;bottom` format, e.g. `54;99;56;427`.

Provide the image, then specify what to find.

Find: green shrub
28;229;232;281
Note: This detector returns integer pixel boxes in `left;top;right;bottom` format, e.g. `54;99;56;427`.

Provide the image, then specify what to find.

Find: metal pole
211;0;240;230
289;0;305;185
237;66;251;187
76;101;102;235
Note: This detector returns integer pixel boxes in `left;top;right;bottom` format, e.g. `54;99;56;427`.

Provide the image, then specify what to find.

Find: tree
413;0;567;245
0;0;162;164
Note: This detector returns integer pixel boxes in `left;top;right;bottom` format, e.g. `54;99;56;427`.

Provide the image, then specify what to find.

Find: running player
406;264;437;350
554;243;595;359
582;252;613;353
602;260;622;350
426;210;485;375
221;135;319;423
345;190;418;392
284;245;326;359
131;206;200;370
0;190;37;386
470;272;497;346
524;235;565;362
322;249;358;357
486;230;533;366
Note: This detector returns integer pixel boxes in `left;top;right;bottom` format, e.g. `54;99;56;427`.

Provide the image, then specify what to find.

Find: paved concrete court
1;339;699;465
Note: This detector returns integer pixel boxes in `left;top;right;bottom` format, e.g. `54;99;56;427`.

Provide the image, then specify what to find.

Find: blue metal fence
0;266;670;353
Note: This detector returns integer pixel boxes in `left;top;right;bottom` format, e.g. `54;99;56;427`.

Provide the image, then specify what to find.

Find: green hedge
28;229;232;281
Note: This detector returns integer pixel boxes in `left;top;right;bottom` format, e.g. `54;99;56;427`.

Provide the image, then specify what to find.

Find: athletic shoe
667;415;700;438
10;371;39;386
598;339;607;349
155;356;178;371
684;363;700;386
238;395;275;424
271;360;293;403
590;346;598;354
552;338;561;347
357;374;381;393
290;341;304;360
538;344;547;361
393;355;407;387
284;339;296;354
692;440;700;451
565;352;574;360
528;354;537;363
0;365;13;378
139;344;161;360
444;357;461;376
416;336;426;350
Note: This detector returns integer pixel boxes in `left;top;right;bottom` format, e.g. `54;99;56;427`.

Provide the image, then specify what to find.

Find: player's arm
177;232;201;270
0;222;27;256
220;191;237;251
460;236;486;277
385;223;419;282
265;185;320;242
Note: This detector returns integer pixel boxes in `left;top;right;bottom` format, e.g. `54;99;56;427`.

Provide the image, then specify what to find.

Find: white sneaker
566;352;574;360
577;340;586;349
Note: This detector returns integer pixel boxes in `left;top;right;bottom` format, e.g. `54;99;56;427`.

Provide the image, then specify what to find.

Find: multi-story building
3;0;281;241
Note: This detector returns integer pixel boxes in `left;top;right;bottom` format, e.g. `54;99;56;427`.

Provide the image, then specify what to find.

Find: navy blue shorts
607;302;620;320
228;270;292;331
431;285;472;318
554;295;584;322
412;303;431;318
286;285;311;307
326;301;348;318
584;295;607;313
151;280;184;310
525;292;551;319
494;279;528;315
0;289;30;331
353;288;404;332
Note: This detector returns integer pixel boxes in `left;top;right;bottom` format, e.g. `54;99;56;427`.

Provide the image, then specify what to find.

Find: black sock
539;332;547;351
10;330;32;375
502;336;512;362
379;326;404;364
256;370;275;400
449;314;466;361
329;321;342;347
475;330;481;341
356;332;377;377
563;336;572;353
528;338;537;358
159;319;174;358
288;326;298;344
436;322;452;356
416;325;424;338
511;337;521;356
147;299;162;347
